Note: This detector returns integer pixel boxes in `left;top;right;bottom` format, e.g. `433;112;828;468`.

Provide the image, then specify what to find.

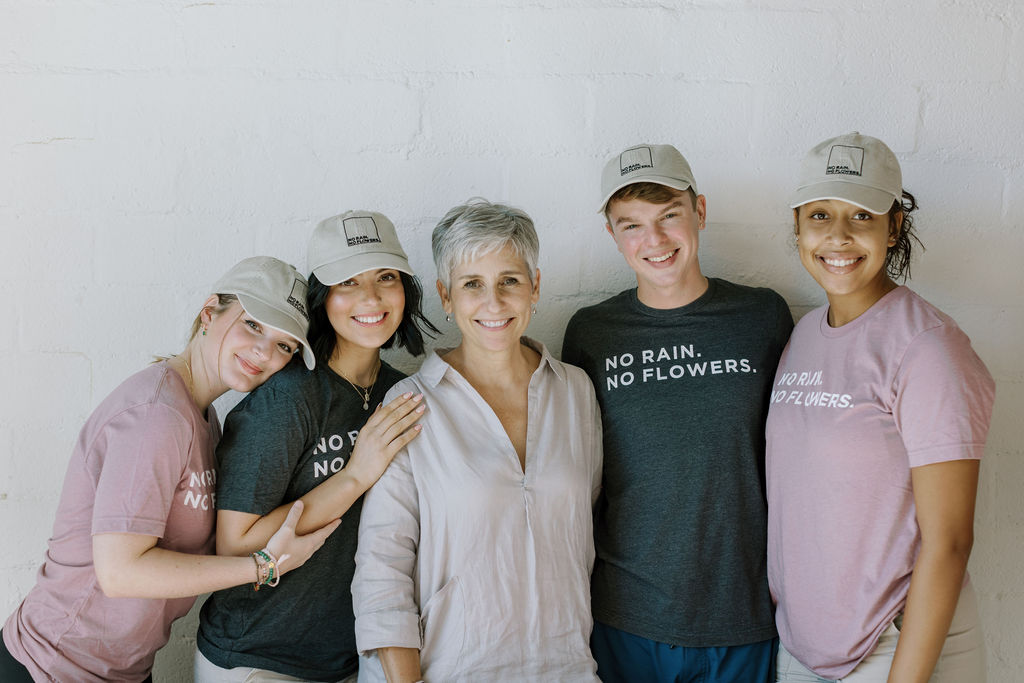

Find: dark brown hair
885;190;923;282
605;182;697;223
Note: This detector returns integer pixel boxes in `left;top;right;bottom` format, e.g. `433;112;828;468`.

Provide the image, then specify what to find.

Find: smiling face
325;268;406;358
795;199;901;322
605;192;708;308
202;301;301;394
437;244;540;356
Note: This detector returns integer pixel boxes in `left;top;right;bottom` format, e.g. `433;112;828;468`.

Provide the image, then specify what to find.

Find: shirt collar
419;336;563;388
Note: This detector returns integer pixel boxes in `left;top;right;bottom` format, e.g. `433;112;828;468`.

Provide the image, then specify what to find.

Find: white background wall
1;1;1021;680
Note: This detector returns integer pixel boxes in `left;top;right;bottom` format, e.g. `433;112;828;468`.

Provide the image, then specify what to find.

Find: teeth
354;313;385;324
479;319;510;328
823;257;858;267
647;251;674;263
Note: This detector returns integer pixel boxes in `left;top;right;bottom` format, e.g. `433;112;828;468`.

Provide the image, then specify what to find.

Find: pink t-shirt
3;363;219;682
766;286;994;679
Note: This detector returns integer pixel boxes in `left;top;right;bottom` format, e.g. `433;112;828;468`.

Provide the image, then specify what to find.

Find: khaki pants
776;581;985;682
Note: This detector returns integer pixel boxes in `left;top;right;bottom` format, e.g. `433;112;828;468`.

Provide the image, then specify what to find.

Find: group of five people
1;133;994;683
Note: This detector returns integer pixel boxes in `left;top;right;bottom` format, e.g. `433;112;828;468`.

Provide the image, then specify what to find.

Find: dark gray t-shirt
197;359;405;681
562;278;793;648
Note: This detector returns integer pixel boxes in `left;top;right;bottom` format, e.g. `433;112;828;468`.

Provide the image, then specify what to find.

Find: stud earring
531;304;538;315
202;325;207;336
445;313;451;323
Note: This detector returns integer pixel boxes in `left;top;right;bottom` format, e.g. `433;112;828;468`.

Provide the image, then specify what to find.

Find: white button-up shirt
353;339;602;683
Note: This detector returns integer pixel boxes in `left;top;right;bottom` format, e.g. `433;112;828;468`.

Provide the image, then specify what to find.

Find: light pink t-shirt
3;363;219;682
766;286;994;679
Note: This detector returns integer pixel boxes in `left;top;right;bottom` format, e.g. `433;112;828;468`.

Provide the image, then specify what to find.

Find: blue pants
592;621;777;683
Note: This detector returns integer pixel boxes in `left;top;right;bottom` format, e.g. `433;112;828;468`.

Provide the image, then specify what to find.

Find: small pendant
362;391;370;410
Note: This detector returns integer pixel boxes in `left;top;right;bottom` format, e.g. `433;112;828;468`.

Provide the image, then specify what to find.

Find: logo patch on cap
287;278;309;320
343;216;383;247
825;145;865;177
619;146;655;177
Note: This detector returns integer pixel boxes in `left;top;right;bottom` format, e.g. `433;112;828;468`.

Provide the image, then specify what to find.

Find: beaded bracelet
251;548;281;590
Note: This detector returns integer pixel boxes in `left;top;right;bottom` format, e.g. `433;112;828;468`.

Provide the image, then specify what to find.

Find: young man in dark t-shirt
562;144;793;682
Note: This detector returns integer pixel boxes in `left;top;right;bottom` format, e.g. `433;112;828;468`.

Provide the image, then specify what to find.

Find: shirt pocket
419;575;466;679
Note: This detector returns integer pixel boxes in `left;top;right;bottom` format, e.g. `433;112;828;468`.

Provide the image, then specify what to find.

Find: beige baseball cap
212;256;315;370
598;143;699;213
307;211;414;286
790;132;902;215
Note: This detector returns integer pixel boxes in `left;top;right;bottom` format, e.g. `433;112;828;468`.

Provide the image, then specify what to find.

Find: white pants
776;581;985;682
194;648;358;683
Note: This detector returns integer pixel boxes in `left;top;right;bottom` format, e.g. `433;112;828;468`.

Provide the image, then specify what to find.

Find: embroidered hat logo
619;146;655;176
343;215;384;247
286;278;309;320
825;145;865;177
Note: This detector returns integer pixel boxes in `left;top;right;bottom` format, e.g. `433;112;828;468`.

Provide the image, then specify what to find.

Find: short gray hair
432;198;540;288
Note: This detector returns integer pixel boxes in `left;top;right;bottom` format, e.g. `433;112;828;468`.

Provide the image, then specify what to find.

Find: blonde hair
187;293;239;341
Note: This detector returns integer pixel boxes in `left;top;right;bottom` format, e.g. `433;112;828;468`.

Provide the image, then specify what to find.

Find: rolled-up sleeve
352;446;422;654
583;374;603;505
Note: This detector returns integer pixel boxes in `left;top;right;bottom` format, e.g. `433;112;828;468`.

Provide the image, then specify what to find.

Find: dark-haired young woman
767;134;994;682
195;211;438;683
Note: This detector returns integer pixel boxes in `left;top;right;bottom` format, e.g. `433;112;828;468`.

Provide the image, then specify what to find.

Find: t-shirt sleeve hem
907;442;986;469
92;516;166;537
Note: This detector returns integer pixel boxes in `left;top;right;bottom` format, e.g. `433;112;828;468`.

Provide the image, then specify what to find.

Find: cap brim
789;181;897;215
597;175;695;214
313;253;414;286
237;295;316;370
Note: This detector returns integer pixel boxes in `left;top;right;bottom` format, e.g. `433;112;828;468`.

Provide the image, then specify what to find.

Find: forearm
96;544;258;599
98;500;335;599
378;647;422;683
219;393;425;557
218;473;367;555
887;544;971;683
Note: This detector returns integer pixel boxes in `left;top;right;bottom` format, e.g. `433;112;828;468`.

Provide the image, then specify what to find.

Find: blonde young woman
1;257;338;683
353;199;603;682
767;133;995;683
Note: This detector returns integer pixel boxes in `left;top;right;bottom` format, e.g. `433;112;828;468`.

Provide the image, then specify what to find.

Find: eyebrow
613;200;687;227
348;267;397;280
455;269;527;281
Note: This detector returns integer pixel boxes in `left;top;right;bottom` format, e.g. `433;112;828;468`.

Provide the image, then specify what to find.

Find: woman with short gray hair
352;198;603;682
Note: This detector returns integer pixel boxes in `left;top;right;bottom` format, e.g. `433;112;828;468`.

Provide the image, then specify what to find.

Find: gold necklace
340;359;381;410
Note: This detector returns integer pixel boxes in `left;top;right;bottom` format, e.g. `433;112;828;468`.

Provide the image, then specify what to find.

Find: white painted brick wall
2;1;1022;680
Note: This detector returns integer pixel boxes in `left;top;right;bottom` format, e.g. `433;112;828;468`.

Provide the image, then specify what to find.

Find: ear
792;208;802;237
889;211;904;246
436;279;451;312
531;269;541;304
605;222;615;238
200;295;220;324
695;194;707;230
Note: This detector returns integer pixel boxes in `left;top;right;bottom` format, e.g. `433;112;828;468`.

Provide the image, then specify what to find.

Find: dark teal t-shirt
197;359;405;681
562;278;792;648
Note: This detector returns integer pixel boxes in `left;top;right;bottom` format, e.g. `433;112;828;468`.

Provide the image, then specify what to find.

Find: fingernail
414;393;423;402
416;405;425;413
403;392;413;399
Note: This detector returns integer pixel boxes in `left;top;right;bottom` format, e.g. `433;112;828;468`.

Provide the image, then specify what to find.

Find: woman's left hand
346;392;425;491
264;500;342;575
